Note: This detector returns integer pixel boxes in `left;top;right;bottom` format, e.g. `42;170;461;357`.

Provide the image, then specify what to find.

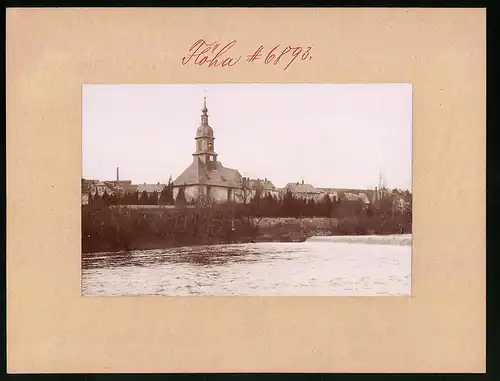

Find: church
82;98;381;207
172;98;248;204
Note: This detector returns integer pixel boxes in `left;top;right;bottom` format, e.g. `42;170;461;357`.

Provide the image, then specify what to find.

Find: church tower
193;97;217;165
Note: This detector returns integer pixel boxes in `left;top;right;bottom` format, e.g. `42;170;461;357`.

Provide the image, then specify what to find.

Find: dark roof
82;179;96;191
343;192;370;204
173;160;200;186
104;180;132;187
318;188;376;202
99;181;139;194
87;182;117;195
173;158;243;188
123;184;139;193
247;178;276;191
137;184;165;193
196;124;214;138
284;183;323;194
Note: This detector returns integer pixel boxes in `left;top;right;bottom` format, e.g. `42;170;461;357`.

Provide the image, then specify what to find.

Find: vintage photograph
82;83;413;296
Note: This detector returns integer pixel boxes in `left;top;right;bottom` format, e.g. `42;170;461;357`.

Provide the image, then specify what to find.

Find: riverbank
306;234;412;246
81;205;411;254
81;214;335;253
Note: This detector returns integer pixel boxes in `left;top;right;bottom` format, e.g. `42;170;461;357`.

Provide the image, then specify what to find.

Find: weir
306;234;412;246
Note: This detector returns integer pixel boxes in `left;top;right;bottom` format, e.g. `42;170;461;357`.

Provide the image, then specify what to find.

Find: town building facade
82;99;404;208
242;177;281;201
282;181;325;201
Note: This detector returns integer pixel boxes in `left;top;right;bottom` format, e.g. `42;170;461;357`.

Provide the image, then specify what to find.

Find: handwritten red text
247;44;313;70
181;39;241;67
181;40;313;70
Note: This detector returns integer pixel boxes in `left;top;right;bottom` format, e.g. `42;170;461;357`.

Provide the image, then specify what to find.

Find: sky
82;83;412;190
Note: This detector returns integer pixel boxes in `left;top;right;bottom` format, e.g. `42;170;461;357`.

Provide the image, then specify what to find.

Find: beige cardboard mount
6;8;485;373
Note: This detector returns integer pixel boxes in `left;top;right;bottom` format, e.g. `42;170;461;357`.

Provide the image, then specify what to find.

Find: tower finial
202;96;208;114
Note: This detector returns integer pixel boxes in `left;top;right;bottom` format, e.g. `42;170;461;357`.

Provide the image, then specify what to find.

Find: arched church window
208;141;213;151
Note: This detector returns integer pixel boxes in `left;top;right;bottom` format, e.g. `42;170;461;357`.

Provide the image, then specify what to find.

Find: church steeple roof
197;97;214;138
202;96;208;114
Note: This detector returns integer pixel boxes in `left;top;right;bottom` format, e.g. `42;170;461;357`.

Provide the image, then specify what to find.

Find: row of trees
88;183;176;206
87;186;410;223
240;190;339;218
88;186;340;217
82;187;412;253
240;189;410;222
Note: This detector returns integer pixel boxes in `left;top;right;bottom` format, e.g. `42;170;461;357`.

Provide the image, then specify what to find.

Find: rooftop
173;159;243;188
246;178;276;191
137;183;165;193
285;182;322;194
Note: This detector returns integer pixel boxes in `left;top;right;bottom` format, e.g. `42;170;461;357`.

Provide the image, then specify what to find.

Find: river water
82;236;411;296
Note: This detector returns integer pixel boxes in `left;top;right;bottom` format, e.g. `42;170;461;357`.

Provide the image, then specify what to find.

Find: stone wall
112;205;194;209
209;185;230;203
172;184;281;204
172;184;202;202
256;217;339;230
173;184;244;204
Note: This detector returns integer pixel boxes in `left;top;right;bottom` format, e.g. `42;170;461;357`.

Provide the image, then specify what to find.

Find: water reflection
82;244;309;269
82;241;411;296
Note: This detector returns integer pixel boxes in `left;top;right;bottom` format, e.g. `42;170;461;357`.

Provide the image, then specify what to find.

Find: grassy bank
82;203;411;254
83;205;247;253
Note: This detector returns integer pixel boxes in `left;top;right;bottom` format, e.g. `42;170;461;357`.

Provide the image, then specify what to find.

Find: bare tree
247;214;263;241
231;180;264;240
234;181;254;205
195;191;215;209
326;213;339;235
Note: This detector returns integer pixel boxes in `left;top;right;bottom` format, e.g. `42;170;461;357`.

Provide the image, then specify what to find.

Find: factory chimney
116;167;119;182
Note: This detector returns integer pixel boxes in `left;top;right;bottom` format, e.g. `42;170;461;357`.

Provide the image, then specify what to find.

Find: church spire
201;97;208;125
194;96;216;163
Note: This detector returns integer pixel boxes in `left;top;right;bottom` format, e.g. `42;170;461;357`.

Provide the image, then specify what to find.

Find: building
89;181;115;197
172;98;245;204
315;188;339;202
82;100;411;209
121;184;139;194
82;178;96;193
392;196;410;214
83;168;135;197
136;182;165;200
106;168;134;195
343;192;370;204
282;180;325;201
81;193;90;205
243;177;280;200
319;188;377;204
